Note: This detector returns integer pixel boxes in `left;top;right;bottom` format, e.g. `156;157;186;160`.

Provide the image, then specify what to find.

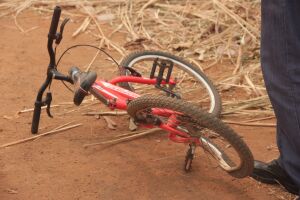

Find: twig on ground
224;120;276;127
17;105;60;114
83;128;162;148
57;102;99;116
52;121;77;131
83;111;128;116
0;123;82;148
242;115;275;123
103;116;117;130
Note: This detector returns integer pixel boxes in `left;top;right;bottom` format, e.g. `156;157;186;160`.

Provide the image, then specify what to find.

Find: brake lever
55;18;70;45
45;92;53;118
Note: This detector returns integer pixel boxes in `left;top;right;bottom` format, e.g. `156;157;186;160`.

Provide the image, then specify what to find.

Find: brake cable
55;44;121;93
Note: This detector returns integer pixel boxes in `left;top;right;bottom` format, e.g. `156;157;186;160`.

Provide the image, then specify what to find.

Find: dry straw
1;0;271;121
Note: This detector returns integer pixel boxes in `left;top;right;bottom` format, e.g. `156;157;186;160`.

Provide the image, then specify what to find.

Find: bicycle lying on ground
31;6;254;178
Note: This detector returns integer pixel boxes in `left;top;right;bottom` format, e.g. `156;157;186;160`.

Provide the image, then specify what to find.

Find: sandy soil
0;11;295;200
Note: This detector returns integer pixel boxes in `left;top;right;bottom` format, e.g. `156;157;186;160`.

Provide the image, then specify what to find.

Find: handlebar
48;6;61;68
49;6;61;39
31;6;72;134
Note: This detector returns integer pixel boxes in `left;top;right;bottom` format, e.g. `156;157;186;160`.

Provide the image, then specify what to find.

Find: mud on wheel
127;95;254;178
120;50;222;117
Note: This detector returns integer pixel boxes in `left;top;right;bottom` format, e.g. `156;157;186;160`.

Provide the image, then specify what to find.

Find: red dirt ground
0;11;296;200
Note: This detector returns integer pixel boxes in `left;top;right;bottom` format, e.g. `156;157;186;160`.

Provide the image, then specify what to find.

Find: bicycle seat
69;66;97;106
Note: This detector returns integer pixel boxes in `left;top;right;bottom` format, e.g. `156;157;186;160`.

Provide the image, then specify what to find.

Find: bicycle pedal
150;58;173;85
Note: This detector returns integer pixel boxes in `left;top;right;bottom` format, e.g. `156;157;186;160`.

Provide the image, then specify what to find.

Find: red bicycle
32;7;253;178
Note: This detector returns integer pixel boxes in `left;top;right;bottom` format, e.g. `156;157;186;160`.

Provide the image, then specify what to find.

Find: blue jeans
261;0;300;193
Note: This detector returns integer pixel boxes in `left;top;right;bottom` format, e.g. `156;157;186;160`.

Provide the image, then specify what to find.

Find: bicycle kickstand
184;143;196;172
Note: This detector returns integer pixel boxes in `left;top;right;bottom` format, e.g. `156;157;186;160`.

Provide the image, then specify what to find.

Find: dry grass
0;0;270;119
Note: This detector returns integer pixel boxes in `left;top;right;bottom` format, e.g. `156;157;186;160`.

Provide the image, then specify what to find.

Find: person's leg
252;0;300;194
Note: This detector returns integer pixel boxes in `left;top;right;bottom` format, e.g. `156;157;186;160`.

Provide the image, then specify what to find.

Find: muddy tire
127;95;254;178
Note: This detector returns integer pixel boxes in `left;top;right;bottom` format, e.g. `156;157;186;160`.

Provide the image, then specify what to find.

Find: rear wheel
127;95;254;178
120;50;221;117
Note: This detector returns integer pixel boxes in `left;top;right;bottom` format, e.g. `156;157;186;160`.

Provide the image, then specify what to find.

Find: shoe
251;160;299;195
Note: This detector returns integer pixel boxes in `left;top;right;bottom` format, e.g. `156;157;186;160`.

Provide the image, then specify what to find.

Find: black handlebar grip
49;6;61;37
31;102;42;134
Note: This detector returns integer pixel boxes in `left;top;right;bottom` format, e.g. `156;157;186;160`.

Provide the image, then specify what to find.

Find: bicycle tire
127;95;254;178
120;50;222;117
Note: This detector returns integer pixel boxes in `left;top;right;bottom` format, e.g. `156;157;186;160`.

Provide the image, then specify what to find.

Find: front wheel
120;50;222;117
127;95;254;178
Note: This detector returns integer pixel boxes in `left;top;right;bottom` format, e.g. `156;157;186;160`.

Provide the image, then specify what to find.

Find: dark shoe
251;160;299;195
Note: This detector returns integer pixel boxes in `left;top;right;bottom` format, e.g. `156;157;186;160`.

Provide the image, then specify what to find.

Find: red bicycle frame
90;75;200;145
31;6;200;146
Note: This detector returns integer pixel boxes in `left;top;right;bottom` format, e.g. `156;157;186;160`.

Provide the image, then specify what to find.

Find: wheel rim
199;136;241;172
125;55;217;114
